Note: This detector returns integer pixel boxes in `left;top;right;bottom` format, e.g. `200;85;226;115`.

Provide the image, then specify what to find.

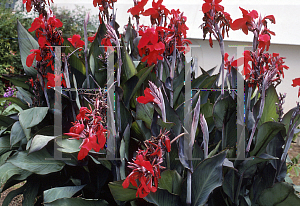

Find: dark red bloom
258;34;270;51
68;34;85;50
26;49;42;67
76;107;91;121
231;7;258;35
101;37;113;52
143;0;169;25
47;16;63;29
23;0;32;12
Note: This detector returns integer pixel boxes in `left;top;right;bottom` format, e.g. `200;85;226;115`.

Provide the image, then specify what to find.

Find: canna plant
0;0;300;205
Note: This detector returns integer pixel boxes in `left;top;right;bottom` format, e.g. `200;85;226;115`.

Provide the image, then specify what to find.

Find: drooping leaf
0;115;16;127
108;180;137;202
23;179;40;206
19;107;48;129
44;185;86;203
258;182;300;206
136;103;154;129
0;97;28;110
0;162;25;188
16;86;33;107
29;135;57;154
57;138;82;153
17;20;38;76
0;135;12;156
7;149;65;175
122;43;137;80
10;121;25;147
191;151;227;206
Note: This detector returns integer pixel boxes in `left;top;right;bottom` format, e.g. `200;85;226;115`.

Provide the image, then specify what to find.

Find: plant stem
37;72;50;108
246;85;266;154
84;12;90;88
170;40;176;108
166;152;170;170
186;169;192;205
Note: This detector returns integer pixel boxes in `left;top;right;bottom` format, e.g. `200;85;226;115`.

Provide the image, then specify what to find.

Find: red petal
202;3;211;13
137;96;151;104
78;148;89;160
292;78;300;87
231;18;247;30
122;177;130;188
26;53;36;67
264;15;276;24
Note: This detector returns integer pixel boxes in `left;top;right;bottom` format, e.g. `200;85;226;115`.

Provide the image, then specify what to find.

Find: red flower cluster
138;27;165;65
64;104;108;160
46;73;67;89
127;0;148;17
243;50;288;88
23;0;54;13
143;0;169;26
231;7;275;51
122;131;171;198
137;87;160;105
68;34;85;51
93;0;117;23
201;0;232;47
64;92;108;161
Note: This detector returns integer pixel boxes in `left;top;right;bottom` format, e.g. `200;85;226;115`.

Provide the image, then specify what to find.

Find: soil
1;144;300;205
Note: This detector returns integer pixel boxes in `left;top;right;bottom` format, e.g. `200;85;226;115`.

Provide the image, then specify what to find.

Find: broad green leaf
122;45;137;80
258;182;300;206
253;85;279;127
191;151;227;206
108;180;137;201
0;162;25;188
0;115;16;127
10;121;25;147
57;138;82;153
29;135;57;154
19;107;48;129
16;86;33;107
17;20;38;76
44;185;86;203
2;75;30;90
250;122;285;156
123;65;154;108
7;149;65;175
44;198;109;206
0;135;11;156
222;169;238;203
158;170;182;195
213;96;235;130
144;189;182;206
131;120;151;141
282;106;300;135
0;97;28;110
136;103;154;129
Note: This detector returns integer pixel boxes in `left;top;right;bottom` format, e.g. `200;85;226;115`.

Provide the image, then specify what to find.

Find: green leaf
0;115;16;127
122;45;137;80
158;170;182;195
108;180;137;202
44;185;86;203
282;107;300;135
44;198;109;206
0;97;28;110
192;151;227;206
16;86;33;107
57;138;82;153
238;154;277;175
250;122;285;156
123;65;154;108
253;85;279;127
0;162;25;188
10;121;25;147
7;149;65;175
144;189;182;206
136;103;154;129
131;120;151;141
2;75;30;91
213;96;235;130
17;20;38;76
0;135;11;156
258;182;300;206
19;107;48;129
29;135;57;154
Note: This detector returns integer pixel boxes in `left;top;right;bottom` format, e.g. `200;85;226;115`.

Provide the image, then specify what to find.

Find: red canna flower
23;0;32;12
137;88;159;104
128;0;148;17
47;16;63;29
28;14;45;32
202;0;224;14
26;49;42;67
68;34;85;51
76;107;91;121
101;37;113;52
292;78;300;97
46;73;67;89
88;33;97;43
143;0;169;26
258;34;270;51
231;7;258;35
